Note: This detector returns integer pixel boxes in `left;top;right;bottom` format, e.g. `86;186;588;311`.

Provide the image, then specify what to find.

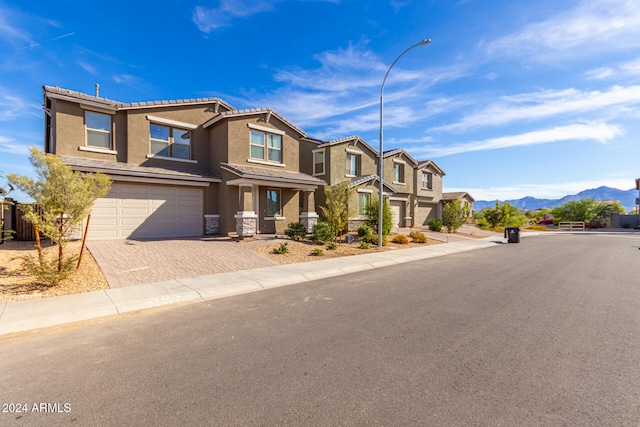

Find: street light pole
379;38;431;247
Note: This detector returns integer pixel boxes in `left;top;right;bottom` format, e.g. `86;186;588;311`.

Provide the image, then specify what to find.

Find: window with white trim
358;192;371;216
250;130;282;163
150;124;191;159
86;111;111;148
266;188;281;216
346;153;360;176
313;150;325;175
394;163;405;183
422;172;433;190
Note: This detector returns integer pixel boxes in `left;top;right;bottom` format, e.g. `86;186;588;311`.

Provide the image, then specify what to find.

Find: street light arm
380;39;431;97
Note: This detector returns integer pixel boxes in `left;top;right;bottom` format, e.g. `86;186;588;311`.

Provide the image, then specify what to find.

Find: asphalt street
1;234;639;426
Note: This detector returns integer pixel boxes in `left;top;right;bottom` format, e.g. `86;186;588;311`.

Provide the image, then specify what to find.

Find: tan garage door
88;183;203;240
415;202;436;226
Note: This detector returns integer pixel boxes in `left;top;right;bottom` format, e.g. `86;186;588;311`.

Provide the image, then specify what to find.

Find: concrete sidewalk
0;237;504;337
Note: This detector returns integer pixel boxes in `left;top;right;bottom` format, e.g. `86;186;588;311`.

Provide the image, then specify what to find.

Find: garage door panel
88;183;203;240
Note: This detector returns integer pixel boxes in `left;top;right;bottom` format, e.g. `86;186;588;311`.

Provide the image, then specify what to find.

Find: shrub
525;225;548;231
284;222;306;240
428;218;442;232
273;242;289;254
310;248;324;256
391;234;410;244
311;221;335;243
18;255;77;287
364;197;393;236
326;242;337;250
363;233;387;246
359;241;371;249
357;225;371;237
409;231;427;243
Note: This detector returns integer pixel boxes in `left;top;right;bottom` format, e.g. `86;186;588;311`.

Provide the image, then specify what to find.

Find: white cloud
0;135;30;154
415;122;622;157
436;85;640;132
0;90;40;121
485;0;640;60
0;6;31;46
584;67;615;80
193;0;340;32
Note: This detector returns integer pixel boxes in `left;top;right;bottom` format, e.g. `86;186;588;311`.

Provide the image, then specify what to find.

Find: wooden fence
1;201;42;241
558;221;585;232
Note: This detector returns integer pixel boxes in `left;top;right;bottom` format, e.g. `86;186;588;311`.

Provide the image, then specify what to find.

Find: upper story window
150;124;191;159
422;172;433;190
86;111;111;148
250;130;282;163
313;150;325;175
346;153;360;176
394;163;405;184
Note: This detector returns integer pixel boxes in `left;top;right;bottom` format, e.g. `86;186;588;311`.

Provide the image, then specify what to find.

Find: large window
150;124;191;159
394;163;405;183
313;150;325;175
266;189;281;217
86;111;111;148
346;153;360;176
422;172;433;190
250;130;282;163
358;192;371;216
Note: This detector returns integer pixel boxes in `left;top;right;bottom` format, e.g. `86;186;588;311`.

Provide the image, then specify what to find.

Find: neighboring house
442;191;476;222
313;136;396;231
42;85;450;240
43;86;323;240
383;149;418;229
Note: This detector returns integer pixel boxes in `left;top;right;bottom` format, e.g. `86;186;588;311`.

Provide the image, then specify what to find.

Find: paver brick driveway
87;237;278;288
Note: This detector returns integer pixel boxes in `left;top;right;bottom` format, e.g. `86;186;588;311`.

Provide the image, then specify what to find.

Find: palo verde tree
365;197;393;237
442;201;466;233
319;180;354;240
550;198;624;227
8;147;111;285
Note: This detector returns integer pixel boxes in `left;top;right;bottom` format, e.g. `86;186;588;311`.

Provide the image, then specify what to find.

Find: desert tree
8;147;111;284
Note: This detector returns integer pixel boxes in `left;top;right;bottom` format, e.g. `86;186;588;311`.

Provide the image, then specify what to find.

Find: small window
394;163;405;183
266;189;281;216
150;124;191;159
250;130;282;163
422;172;433;190
346;153;360;176
313;150;325;175
86;111;111;148
358;192;371;216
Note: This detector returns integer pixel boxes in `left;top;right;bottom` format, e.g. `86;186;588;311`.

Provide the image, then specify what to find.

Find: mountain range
472;186;638;212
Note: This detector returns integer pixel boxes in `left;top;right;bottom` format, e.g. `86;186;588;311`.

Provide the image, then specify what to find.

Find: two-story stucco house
43;86;323;240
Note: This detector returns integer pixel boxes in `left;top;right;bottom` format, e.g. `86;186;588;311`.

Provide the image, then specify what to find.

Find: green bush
428;218;442;232
284;222;306;240
311;221;335;243
359;241;371;249
326;242;337;250
409;231;427;243
357;225;371;237
362;233;387;246
310;248;324;256
273;242;289;254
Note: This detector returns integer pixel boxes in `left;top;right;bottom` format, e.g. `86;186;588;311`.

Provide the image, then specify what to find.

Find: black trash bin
504;227;520;243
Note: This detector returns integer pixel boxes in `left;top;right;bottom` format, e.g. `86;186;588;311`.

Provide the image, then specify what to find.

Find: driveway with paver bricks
87;237;278;288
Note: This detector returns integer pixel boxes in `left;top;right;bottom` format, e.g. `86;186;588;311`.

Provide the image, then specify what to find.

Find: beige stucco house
42;85;450;240
43;86;323;240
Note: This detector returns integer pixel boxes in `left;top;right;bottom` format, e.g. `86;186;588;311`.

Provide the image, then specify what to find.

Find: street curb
0;238;502;337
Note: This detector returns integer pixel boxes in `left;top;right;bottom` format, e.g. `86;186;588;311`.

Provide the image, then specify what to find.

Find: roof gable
202;108;306;137
383;148;418;166
417;159;446;176
318;135;379;157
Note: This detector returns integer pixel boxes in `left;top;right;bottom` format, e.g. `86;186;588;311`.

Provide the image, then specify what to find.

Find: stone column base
299;212;319;233
234;211;258;237
204;214;220;235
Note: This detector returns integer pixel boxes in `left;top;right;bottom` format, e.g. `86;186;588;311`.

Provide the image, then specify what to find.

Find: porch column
299;190;319;233
234;184;257;237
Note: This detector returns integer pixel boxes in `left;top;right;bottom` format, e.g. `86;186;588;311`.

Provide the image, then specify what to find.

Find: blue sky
1;0;639;202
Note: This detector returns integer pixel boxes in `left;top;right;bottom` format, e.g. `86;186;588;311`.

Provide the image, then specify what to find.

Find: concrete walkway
0;236;505;337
